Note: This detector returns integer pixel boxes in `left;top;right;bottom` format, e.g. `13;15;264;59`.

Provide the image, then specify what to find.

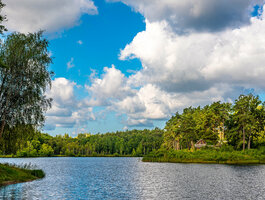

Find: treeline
0;128;163;157
1;94;265;158
163;94;265;151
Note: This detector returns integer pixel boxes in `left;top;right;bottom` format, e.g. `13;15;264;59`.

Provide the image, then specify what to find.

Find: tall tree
179;107;197;149
233;94;261;151
0;31;53;139
164;112;182;150
208;102;231;144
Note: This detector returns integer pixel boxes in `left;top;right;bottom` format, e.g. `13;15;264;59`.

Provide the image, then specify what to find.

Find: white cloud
84;65;234;127
46;78;76;106
82;4;265;127
42;1;265;129
85;65;135;106
67;58;75;70
45;78;95;130
112;83;236;127
120;20;216;93
3;0;98;33
121;13;265;93
110;0;263;32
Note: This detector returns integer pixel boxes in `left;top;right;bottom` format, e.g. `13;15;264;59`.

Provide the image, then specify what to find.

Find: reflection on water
1;157;265;199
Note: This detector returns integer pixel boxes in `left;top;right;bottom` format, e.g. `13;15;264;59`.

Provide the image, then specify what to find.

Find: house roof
195;139;207;145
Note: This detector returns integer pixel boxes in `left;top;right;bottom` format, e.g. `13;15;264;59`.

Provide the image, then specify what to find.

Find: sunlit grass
0;163;45;186
143;147;265;164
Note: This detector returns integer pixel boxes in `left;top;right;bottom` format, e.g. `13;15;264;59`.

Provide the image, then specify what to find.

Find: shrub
16;150;28;157
30;169;45;178
220;145;234;152
39;144;54;157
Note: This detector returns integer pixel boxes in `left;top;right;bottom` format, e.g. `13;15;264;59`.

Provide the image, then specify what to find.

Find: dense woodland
163;94;265;151
1;94;265;158
0;128;163;157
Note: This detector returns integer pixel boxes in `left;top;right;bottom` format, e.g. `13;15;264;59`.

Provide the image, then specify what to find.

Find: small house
195;139;207;149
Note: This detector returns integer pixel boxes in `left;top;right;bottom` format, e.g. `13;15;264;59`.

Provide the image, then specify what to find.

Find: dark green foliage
164;94;265;151
144;94;265;164
0;31;53;139
0;125;36;155
0;128;164;157
30;169;45;178
143;148;265;164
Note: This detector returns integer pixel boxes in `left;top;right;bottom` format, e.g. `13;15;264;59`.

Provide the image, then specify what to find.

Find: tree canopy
0;128;164;156
0;31;53;138
1;94;265;157
163;94;265;151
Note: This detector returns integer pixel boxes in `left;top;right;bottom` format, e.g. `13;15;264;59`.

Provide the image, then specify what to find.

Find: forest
144;94;265;164
1;94;265;160
163;94;265;151
0;127;164;157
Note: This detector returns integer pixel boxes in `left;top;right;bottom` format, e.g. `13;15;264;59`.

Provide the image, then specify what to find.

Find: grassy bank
142;148;265;165
142;157;265;164
0;163;45;186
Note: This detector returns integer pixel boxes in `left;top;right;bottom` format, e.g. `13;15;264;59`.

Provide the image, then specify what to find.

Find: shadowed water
1;157;265;199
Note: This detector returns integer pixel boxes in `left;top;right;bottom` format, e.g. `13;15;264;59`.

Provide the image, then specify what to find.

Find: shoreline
0;155;137;158
142;157;265;165
2;155;265;165
0;179;36;187
0;163;45;187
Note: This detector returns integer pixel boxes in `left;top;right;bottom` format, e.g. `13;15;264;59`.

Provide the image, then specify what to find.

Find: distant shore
0;154;134;158
0;163;45;187
142;149;265;165
142;157;265;165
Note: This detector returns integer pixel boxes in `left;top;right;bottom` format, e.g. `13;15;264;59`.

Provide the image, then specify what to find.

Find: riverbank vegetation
2;94;265;164
143;147;265;164
0;163;45;186
143;94;265;164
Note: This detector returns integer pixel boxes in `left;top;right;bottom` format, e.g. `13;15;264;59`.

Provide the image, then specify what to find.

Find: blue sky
49;0;145;81
46;0;148;135
3;0;265;136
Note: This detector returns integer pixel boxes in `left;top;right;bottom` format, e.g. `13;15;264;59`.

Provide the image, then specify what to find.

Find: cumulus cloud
110;0;262;33
42;1;265;130
82;4;265;127
85;67;237;127
85;65;136;106
2;0;98;33
121;13;265;93
120;20;215;93
46;78;76;106
45;78;95;131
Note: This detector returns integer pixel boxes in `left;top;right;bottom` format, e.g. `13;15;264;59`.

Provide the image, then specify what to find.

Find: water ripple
1;158;265;200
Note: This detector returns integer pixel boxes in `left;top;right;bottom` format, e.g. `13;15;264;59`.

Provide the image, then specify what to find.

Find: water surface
1;157;265;199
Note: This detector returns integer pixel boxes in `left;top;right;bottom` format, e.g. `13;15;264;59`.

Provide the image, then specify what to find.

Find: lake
1;157;265;199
